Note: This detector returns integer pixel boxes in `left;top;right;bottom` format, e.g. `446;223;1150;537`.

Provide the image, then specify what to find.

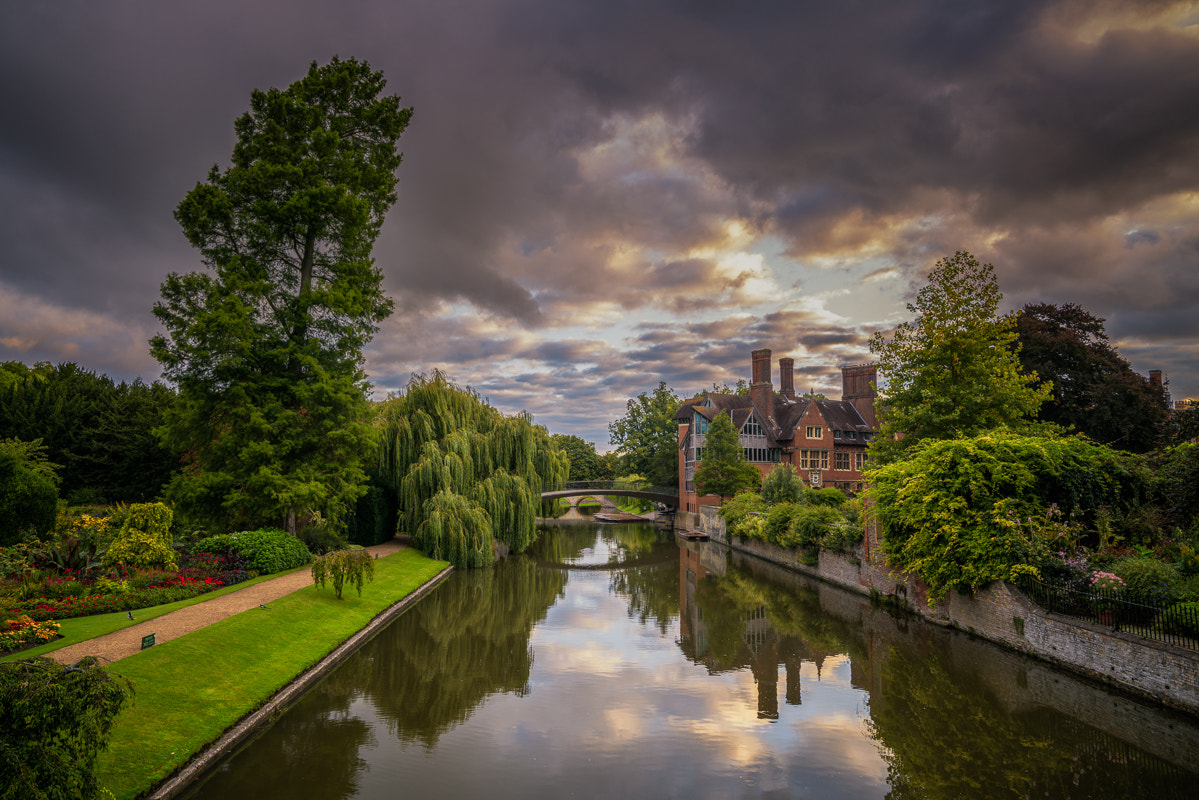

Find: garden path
48;539;406;667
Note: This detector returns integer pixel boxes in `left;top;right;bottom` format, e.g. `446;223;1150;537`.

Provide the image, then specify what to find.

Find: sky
2;1;1198;449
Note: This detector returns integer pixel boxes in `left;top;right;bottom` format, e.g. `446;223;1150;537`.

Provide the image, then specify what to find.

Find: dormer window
846;431;856;439
743;416;765;436
833;430;842;439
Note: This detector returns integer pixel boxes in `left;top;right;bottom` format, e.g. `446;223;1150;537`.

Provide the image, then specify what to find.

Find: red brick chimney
750;349;774;421
841;363;879;429
779;357;796;400
1150;370;1162;389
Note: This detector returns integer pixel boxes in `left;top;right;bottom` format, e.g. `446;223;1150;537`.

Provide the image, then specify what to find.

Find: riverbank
84;546;451;800
677;508;1199;716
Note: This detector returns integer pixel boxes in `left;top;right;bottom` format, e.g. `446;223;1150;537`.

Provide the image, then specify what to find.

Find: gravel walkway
49;540;406;667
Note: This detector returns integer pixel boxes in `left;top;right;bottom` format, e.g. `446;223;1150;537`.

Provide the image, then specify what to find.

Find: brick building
674;349;879;513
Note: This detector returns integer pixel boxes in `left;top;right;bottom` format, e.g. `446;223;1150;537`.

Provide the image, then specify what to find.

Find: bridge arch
541;481;679;510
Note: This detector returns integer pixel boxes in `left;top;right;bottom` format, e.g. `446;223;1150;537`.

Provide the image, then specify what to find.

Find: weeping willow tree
377;372;568;567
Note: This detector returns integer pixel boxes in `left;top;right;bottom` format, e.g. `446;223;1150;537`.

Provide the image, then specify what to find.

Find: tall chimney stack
750;349;773;421
841;363;879;430
779;357;796;400
1150;370;1162;389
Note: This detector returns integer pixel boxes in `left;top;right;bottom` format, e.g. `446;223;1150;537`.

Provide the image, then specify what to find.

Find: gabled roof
677;390;871;445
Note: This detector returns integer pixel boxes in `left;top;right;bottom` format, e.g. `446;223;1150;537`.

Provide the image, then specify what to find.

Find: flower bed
0;615;61;653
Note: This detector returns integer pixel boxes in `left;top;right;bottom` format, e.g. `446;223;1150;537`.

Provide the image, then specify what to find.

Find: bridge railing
541;480;678;497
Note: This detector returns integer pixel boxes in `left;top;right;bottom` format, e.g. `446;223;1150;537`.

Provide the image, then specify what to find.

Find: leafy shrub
193;528;310;574
789;505;843;548
0;656;132;800
298;518;349;555
868;432;1141;602
811;487;847;507
311;548;376;599
761;464;806;505
718;492;767;539
764;503;799;544
821;522;863;553
0;438;59;546
1113;556;1179;604
105;502;176;570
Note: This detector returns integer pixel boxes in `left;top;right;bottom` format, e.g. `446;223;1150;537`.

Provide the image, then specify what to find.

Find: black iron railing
1019;577;1199;652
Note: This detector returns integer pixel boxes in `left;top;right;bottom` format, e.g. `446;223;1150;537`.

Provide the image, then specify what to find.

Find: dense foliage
192;529;312;575
607;381;681;487
376;372;568;567
868;251;1050;463
694;410;761;501
760;463;804;505
549;433;603;481
152;57;411;532
867;432;1145;602
0;439;58;546
104;502;176;571
311;548;376;599
0;656;132;800
0;362;177;504
1015;303;1168;453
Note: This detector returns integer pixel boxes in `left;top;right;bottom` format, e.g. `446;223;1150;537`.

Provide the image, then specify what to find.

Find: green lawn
94;548;448;800
1;568;309;662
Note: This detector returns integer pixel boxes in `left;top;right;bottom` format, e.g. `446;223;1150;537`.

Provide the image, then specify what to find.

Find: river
183;519;1199;799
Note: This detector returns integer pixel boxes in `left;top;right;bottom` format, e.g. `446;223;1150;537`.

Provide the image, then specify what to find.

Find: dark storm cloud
1;0;1197;441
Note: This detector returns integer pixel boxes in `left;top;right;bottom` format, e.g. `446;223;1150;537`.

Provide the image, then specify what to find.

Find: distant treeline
0;361;177;504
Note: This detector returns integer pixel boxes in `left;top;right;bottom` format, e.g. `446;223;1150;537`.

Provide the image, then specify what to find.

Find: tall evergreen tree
151;58;411;531
868;251;1051;462
694;411;760;502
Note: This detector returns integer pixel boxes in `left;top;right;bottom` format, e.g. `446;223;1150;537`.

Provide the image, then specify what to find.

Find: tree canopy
608;381;681;487
376;372;568;567
0;656;133;800
1015;303;1168;453
549;434;602;481
0;361;176;504
694;410;761;502
868;251;1051;462
151;57;411;531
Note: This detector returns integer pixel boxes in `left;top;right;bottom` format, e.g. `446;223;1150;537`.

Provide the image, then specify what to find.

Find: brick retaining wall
675;510;1199;716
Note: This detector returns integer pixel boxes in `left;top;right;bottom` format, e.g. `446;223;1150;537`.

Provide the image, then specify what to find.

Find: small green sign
141;633;156;650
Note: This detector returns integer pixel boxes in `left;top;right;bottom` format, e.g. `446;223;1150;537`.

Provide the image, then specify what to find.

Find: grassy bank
95;548;449;800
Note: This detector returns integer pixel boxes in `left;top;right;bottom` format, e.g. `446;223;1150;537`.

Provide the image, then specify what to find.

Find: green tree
151;58;412;532
694;411;761;502
0;439;59;546
376;372;568;567
549;434;601;481
1015;303;1169;453
0;362;177;503
596;451;620;480
868;251;1051;462
608;381;681;486
0;656;133;800
760;462;806;505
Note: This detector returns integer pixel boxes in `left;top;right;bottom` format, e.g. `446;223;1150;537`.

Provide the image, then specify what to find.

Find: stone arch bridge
540;481;679;510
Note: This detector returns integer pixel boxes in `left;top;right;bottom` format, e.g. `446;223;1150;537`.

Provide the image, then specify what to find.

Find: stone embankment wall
676;508;1199;716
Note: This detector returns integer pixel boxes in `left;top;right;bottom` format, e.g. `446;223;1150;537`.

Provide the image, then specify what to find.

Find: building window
862;432;872;441
846;431;856;439
806;425;822;439
800;450;828;470
834;450;850;470
833;429;842;439
855;451;865;471
694;415;709;435
743;416;764;436
695;447;704;461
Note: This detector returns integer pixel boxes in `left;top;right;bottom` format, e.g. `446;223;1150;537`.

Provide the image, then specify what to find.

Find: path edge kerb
148;564;455;800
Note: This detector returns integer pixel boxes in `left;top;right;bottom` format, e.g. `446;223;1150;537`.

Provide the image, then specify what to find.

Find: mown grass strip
1;568;309;662
95;549;448;800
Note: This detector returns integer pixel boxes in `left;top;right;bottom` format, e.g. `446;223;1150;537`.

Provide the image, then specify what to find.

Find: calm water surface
185;520;1199;799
